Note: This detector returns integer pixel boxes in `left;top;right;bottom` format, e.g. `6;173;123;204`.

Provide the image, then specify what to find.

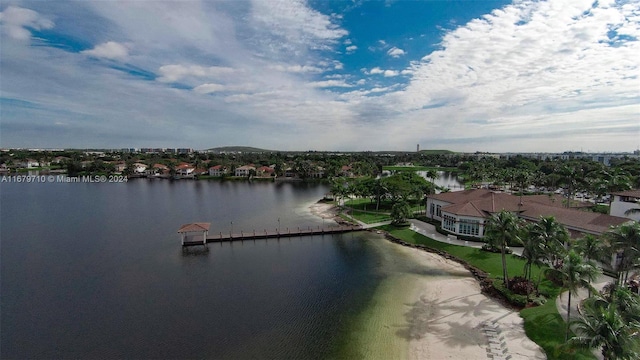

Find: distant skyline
1;0;639;152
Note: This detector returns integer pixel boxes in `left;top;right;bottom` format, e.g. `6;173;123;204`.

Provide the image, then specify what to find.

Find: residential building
208;165;228;177
609;189;640;222
426;189;628;240
175;163;195;176
256;166;275;177
235;165;255;177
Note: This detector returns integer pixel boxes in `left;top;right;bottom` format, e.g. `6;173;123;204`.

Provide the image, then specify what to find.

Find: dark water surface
1;180;383;359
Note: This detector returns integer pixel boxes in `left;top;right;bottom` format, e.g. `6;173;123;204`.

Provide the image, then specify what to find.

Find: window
436;205;442;218
430;203;435;216
443;214;456;232
458;219;480;236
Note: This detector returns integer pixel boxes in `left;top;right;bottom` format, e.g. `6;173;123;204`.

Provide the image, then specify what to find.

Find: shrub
493;280;528;307
532;296;547;306
509;276;535;296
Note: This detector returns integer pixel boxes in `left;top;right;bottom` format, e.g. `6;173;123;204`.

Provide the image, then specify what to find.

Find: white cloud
400;0;640;123
157;64;236;83
364;67;398;76
269;64;324;73
250;0;347;53
81;41;129;60
387;47;405;58
346;45;357;53
193;83;226;94
0;6;54;40
307;80;353;88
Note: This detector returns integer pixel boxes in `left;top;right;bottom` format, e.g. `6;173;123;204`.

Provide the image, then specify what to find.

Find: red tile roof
178;222;211;233
611;189;640;198
430;189;629;235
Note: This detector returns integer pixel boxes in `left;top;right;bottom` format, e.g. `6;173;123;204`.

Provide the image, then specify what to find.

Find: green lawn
383;166;458;172
347;210;392;224
378;226;595;360
344;198;425;213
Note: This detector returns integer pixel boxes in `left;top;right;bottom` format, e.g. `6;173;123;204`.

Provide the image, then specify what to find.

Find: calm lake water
1;179;387;359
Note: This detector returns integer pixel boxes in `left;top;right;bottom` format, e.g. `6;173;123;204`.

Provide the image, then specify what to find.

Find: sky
0;0;639;152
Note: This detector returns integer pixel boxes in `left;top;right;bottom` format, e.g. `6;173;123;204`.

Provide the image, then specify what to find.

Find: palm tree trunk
566;291;572;341
502;245;509;288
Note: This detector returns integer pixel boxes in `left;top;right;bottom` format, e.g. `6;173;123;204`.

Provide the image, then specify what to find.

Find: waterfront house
175;163;195;176
112;161;126;173
284;167;297;178
208;165;228;177
426;189;629;240
18;159;41;168
609;189;640;222
310;166;326;179
145;164;169;177
235;165;255;177
132;162;147;174
256;166;275;178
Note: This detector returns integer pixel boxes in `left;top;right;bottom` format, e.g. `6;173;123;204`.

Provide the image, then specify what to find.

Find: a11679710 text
1;175;128;183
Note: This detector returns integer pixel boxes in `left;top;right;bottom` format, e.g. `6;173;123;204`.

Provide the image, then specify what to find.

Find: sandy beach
309;202;545;360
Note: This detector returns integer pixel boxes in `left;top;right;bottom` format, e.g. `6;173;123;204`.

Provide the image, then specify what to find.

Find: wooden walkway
182;225;363;246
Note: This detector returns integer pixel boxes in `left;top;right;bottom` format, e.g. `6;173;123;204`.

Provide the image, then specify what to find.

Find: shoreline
308;202;544;359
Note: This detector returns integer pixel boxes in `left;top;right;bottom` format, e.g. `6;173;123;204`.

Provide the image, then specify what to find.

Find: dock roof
178;222;211;233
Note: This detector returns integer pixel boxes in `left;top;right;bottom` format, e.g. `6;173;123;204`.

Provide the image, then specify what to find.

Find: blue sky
1;0;638;152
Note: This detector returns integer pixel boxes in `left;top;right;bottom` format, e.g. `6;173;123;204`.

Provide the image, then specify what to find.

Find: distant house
256;166;275;178
146;163;169;177
208;165;228;177
609;189;640;222
284;167;297;178
112;161;127;173
52;156;70;164
310;166;326;179
235;165;255;177
340;165;354;178
175;163;195;177
426;189;628;240
18;159;40;168
132;162;147;174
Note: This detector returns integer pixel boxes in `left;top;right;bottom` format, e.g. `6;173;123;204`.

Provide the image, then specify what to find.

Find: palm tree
605;221;640;286
546;250;600;340
574;234;607;297
484;210;522;288
570;294;640;360
521;222;545;282
531;216;570;269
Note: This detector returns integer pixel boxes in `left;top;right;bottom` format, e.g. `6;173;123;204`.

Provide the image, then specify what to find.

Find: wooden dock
182;225;363;246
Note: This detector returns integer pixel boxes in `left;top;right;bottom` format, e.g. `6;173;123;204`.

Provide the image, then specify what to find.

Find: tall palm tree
484;210;522;288
605;221;640;286
531;216;570;269
570;294;640;360
574;234;607;297
521;222;545;282
546;250;600;340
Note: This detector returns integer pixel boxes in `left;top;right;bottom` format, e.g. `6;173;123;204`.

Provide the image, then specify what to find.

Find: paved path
408;219;524;256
